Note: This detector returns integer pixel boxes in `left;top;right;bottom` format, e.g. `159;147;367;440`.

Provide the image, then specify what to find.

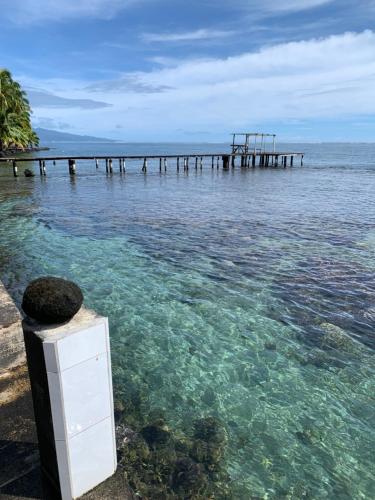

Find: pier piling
142;158;147;173
68;159;76;175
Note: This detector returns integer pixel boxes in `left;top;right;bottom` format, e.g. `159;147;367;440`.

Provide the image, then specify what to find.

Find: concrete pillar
22;278;116;500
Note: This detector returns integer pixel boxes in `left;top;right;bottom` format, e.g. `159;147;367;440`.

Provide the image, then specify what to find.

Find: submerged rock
141;420;171;449
171;457;208;496
264;341;277;351
295;427;323;446
193;416;227;445
24;168;34;177
320;322;363;354
22;276;83;323
190;439;224;467
191;417;228;471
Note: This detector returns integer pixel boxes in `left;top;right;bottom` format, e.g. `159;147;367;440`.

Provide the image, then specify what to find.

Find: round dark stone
22;277;83;324
24;168;35;177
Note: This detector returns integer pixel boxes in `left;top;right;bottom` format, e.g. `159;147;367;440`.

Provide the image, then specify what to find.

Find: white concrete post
23;308;117;499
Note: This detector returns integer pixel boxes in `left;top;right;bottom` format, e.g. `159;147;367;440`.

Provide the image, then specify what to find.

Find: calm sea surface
1;142;375;498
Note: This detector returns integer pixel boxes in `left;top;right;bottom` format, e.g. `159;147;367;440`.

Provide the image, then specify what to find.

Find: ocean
0;142;374;498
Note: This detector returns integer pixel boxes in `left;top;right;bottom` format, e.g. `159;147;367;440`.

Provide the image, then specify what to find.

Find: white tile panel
68;416;116;499
55;321;108;372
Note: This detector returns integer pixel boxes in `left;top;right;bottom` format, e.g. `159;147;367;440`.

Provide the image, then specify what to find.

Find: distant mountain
35;128;116;143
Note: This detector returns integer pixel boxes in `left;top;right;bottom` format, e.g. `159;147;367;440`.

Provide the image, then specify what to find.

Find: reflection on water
0;142;375;498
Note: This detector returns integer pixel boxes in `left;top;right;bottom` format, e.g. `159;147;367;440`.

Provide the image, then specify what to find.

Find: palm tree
0;69;39;151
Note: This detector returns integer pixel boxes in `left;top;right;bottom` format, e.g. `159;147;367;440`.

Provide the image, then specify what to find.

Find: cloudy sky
1;0;375;141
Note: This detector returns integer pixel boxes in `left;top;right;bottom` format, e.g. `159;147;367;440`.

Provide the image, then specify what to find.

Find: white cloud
141;29;237;43
2;0;133;23
263;0;334;12
2;0;337;24
23;30;375;140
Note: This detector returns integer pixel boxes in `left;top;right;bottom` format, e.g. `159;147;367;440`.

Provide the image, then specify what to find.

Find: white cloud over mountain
21;30;375;140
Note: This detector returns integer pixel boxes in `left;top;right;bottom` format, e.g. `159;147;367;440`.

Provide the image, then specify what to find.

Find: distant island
35;128;116;143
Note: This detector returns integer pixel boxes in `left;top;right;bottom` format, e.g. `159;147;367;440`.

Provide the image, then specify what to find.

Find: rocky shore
0;147;49;158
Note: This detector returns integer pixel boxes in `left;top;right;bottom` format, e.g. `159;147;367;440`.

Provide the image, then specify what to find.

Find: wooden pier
0;151;304;177
0;133;304;177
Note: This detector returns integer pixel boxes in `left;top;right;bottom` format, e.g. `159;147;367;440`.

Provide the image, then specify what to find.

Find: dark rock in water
24;168;35;177
191;417;228;471
140;420;171;448
22;276;83;324
264;341;277;351
193;416;227;445
201;386;216;405
171;457;207;496
190;438;224;467
295;428;322;445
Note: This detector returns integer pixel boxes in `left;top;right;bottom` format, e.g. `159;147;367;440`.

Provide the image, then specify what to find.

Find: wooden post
195;157;198;169
12;161;18;177
95;159;99;169
164;158;167;171
216;156;219;169
222;155;230;170
108;159;113;174
123;159;126;172
252;155;256;167
275;155;279;167
69;159;76;175
231;155;235;168
186;157;189;170
301;155;304;166
42;160;47;176
291;156;294;167
159;158;162;172
142;158;147;172
177;157;180;172
200;157;203;169
105;159;108;173
212;156;214;169
39;160;43;176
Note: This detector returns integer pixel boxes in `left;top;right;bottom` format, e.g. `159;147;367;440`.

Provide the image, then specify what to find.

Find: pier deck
0;151;304;177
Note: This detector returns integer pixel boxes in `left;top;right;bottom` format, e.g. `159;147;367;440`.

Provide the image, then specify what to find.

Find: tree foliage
0;69;39;151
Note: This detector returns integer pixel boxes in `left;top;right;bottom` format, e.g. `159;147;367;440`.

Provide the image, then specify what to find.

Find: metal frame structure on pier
232;133;277;155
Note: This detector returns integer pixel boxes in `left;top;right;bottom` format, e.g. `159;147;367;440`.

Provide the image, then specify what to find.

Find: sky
1;0;375;142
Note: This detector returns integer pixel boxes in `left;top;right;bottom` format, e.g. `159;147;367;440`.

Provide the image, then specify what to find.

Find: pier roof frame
231;132;276;154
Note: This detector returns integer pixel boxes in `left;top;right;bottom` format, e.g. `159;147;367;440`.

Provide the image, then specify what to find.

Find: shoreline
0;146;50;158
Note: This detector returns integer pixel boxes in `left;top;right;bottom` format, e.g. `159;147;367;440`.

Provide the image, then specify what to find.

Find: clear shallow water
1;142;375;498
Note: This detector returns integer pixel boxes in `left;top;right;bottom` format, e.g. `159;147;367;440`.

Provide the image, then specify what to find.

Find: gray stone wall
0;281;25;373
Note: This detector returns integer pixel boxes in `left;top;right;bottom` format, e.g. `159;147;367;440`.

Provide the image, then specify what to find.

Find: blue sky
1;0;375;142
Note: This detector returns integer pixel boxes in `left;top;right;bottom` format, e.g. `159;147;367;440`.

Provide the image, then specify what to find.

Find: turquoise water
1;143;375;498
